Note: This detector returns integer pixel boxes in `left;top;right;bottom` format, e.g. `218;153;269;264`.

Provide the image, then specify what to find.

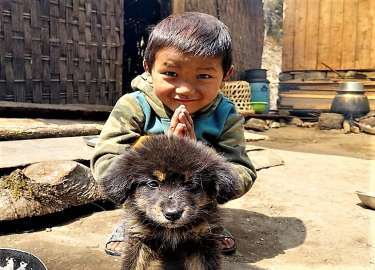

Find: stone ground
0;126;374;270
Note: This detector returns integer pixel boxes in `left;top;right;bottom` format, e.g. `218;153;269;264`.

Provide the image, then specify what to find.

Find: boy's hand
168;105;196;140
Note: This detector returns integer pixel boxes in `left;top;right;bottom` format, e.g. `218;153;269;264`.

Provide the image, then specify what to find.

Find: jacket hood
131;72;170;118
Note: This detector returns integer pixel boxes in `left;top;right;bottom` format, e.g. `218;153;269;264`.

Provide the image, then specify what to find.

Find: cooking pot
330;82;370;119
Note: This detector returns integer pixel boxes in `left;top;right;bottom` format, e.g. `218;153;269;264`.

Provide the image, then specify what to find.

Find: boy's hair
144;12;233;74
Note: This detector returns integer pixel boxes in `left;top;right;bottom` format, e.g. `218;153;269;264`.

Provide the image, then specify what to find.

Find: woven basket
222;81;253;113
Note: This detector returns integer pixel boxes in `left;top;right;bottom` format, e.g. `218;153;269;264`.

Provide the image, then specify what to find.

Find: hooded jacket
91;73;256;200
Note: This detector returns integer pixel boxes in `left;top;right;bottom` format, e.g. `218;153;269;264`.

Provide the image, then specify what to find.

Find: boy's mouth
174;98;198;103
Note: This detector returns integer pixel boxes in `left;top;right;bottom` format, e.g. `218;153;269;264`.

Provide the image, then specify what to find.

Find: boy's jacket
91;72;256;199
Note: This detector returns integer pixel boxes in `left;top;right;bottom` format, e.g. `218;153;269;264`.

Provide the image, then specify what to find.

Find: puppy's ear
99;156;136;205
212;163;241;204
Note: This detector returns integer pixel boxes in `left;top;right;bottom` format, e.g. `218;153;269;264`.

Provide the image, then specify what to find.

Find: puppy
101;135;240;270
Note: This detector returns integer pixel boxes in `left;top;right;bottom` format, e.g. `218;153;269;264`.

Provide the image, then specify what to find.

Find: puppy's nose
163;209;183;221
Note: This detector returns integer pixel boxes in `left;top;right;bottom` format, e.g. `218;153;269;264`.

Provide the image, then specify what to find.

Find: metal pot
330;82;370;119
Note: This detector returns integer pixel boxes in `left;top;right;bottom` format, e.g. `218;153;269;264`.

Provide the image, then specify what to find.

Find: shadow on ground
221;208;306;264
0;201;113;235
0;204;306;270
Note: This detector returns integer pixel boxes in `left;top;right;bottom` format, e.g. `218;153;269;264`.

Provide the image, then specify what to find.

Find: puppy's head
101;135;239;228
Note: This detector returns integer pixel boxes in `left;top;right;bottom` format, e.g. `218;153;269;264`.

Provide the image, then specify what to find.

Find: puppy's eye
182;182;196;190
147;180;160;189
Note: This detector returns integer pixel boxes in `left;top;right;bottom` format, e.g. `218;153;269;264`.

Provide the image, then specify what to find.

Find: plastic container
250;101;268;114
241;69;270;113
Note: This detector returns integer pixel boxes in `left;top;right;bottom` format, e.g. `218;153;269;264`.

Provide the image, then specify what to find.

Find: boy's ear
220;65;234;89
223;65;234;81
143;59;150;73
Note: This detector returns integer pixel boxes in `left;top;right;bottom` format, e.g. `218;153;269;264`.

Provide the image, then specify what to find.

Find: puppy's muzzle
163;207;183;221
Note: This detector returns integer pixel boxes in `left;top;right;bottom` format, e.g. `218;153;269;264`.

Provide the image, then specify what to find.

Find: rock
244;118;269;131
358;111;375;120
357;123;375;135
350;126;360;134
279;119;288;127
301;122;317;128
0;136;94;170
246;148;284;171
270;121;281;128
343;120;351;134
290;117;304;127
0;160;102;221
318;113;344;130
359;116;375;127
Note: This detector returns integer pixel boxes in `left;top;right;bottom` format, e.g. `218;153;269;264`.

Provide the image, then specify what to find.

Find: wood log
0;161;103;221
0;124;103;141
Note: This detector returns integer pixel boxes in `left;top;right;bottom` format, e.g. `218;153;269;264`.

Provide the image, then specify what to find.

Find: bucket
241;69;270;113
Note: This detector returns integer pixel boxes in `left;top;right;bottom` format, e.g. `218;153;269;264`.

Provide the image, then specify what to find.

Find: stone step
0;136;94;169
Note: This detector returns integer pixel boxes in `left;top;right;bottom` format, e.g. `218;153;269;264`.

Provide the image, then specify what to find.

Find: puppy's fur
101;135;240;270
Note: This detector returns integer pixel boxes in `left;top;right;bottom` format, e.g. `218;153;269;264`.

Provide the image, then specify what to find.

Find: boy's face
146;47;231;114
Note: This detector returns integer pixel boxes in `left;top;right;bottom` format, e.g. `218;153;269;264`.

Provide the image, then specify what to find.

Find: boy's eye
163;71;177;77
197;74;213;79
146;180;160;189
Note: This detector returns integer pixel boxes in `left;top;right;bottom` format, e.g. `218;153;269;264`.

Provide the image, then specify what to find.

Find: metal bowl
356;191;375;210
0;248;48;270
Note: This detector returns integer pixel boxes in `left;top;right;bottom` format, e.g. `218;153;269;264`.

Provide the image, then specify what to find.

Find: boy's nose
175;83;194;95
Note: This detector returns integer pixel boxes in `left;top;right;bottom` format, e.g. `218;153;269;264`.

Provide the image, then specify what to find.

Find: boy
91;12;257;256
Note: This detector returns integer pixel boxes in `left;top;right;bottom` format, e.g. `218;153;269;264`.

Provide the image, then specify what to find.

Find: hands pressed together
167;105;196;140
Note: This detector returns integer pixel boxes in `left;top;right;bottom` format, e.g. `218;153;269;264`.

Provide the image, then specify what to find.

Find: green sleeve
217;113;257;199
90;94;144;182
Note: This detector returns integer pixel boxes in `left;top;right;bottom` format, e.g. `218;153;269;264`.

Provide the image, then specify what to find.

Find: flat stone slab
246;145;284;170
244;131;269;141
0;137;94;169
0;134;282;172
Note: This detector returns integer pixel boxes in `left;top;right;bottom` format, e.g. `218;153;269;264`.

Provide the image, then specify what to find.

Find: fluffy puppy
101;135;240;270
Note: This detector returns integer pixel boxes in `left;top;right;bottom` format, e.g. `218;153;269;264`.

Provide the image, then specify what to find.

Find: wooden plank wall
283;0;375;71
172;0;264;78
0;0;123;105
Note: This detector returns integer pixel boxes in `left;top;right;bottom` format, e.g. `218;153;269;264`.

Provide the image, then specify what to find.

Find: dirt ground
0;126;374;270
